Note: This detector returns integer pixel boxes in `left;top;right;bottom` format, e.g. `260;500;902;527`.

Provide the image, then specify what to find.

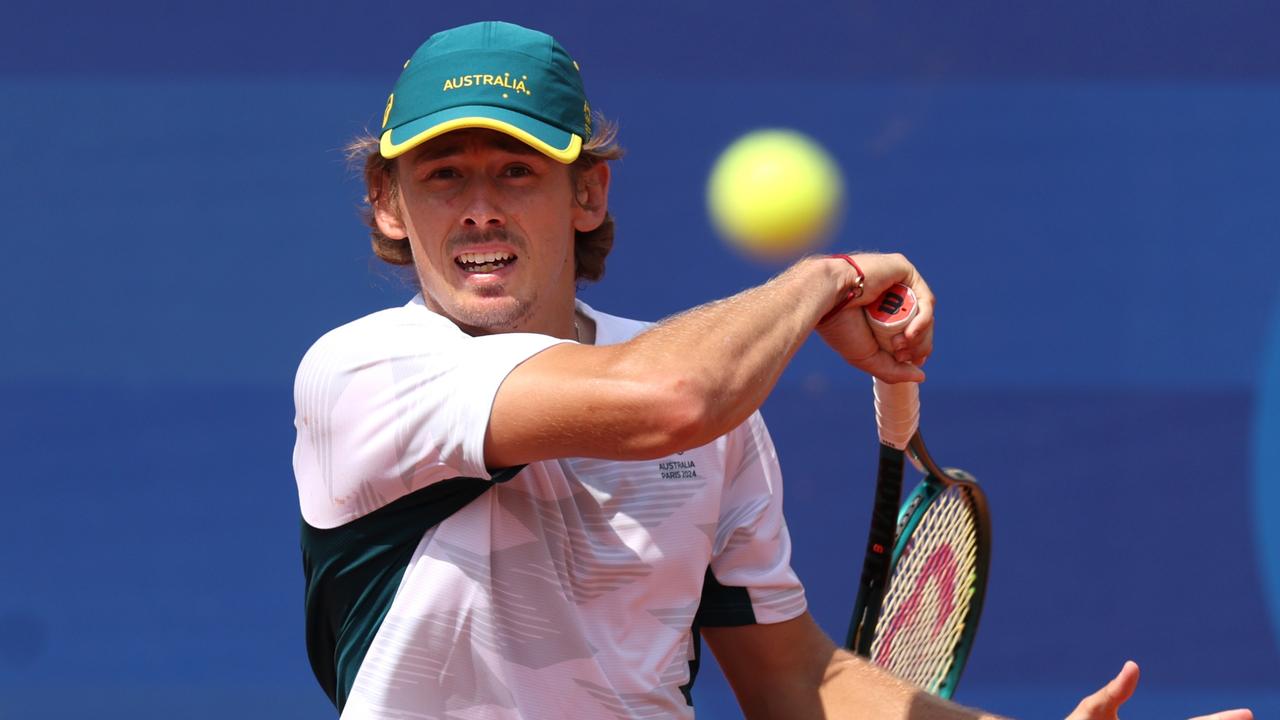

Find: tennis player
292;20;1252;720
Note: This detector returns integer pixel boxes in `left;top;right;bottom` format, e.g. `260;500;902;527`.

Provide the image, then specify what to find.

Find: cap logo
442;72;532;97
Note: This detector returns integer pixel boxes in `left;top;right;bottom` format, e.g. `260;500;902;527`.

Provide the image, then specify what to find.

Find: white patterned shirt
293;296;806;719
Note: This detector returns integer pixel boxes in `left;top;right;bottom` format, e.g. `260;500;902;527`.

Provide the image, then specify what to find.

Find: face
375;128;608;337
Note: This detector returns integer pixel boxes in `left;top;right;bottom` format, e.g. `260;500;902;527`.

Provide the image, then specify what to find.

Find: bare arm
704;615;1255;720
702;613;1003;720
485;253;935;467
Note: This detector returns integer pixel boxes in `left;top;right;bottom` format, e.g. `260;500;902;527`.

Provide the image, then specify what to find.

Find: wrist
818;253;865;324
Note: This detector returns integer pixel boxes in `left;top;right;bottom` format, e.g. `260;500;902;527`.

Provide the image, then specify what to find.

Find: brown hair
347;114;624;283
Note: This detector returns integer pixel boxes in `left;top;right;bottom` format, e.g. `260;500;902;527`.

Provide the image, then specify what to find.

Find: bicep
483;342;703;467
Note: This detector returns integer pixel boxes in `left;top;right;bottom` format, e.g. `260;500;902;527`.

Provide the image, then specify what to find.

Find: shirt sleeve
700;411;807;626
292;307;570;529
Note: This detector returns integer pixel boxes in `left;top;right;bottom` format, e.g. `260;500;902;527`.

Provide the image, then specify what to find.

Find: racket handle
866;283;921;451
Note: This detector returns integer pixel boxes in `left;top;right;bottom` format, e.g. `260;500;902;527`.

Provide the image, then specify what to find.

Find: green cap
379;21;592;164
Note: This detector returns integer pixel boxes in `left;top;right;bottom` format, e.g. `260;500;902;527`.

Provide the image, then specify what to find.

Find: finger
904;273;935;343
909;324;933;365
903;304;933;364
891;335;912;363
1066;661;1140;720
1101;661;1141;708
1187;710;1253;720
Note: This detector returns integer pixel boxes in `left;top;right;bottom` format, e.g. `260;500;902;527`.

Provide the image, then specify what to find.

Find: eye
502;164;534;178
425;166;460;181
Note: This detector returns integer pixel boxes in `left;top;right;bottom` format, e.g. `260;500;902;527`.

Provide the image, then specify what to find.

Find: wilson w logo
878;292;905;316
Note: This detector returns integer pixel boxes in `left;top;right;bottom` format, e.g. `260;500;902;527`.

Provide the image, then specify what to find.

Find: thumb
859;351;926;384
1098;661;1141;708
1067;661;1140;720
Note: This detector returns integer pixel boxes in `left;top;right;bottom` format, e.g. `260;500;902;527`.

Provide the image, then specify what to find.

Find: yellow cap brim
380;106;582;163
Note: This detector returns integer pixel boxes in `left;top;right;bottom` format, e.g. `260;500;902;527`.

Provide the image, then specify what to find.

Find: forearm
486;252;927;466
708;618;1008;720
818;649;1008;720
613;255;851;447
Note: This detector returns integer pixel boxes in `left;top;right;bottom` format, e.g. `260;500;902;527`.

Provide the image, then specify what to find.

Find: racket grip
873;379;919;451
866;283;921;451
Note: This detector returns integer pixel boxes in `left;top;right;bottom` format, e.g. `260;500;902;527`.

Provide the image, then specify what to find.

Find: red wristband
819;254;865;324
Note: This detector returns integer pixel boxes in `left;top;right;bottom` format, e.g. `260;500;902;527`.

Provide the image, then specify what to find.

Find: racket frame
847;430;992;700
886;432;992;699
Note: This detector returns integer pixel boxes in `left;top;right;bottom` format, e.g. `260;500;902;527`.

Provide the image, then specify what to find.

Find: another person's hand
816;252;934;384
1066;661;1253;720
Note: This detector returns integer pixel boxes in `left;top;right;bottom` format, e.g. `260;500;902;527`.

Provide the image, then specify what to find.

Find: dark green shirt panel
681;566;760;706
300;467;522;712
695;566;759;627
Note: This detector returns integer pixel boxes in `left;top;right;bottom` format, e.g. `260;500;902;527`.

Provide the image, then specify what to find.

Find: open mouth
455;251;516;274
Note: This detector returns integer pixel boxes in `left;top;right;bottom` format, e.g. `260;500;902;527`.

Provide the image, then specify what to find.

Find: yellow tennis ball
706;129;845;259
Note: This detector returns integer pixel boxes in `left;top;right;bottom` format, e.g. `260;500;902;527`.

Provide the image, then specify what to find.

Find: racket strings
870;486;980;693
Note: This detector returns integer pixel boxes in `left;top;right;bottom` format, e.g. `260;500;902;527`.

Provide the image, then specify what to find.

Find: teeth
456;250;515;274
457;251;515;265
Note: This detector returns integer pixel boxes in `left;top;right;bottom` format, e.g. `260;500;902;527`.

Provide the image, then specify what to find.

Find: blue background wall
2;2;1278;717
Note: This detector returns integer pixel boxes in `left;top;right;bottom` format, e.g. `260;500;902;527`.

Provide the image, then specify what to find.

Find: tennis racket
845;283;992;699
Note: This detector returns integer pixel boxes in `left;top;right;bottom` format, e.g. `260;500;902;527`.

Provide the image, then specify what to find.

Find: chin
451;296;531;333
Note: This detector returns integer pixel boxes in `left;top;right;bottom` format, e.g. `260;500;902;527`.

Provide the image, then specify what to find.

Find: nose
460;179;505;229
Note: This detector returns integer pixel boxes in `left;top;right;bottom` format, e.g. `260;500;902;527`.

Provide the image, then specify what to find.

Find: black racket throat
848;441;908;654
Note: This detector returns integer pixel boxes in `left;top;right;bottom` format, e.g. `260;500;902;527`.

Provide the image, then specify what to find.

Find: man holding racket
292;20;1251;720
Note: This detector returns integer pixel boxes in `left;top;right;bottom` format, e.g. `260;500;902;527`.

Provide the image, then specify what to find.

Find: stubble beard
421;226;536;334
453;286;535;333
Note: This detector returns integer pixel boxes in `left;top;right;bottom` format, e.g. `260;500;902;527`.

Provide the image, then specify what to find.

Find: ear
371;167;409;240
571;161;611;233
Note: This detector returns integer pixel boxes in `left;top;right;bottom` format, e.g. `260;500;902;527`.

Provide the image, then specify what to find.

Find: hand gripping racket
845;283;992;699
